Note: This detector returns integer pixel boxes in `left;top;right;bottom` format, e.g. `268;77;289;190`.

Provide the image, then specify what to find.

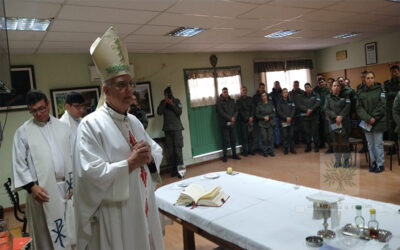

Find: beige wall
315;32;400;74
0;50;315;207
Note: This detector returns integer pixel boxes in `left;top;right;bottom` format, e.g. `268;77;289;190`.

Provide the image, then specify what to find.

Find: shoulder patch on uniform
178;103;183;108
346;98;351;103
291;103;295;107
316;97;321;101
381;92;386;98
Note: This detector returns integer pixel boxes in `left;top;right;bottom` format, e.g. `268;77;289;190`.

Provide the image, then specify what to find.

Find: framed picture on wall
134;81;155;118
365;42;377;65
0;65;36;112
49;86;101;118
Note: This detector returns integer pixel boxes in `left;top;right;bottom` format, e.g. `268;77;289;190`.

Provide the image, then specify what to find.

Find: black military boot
222;154;227;162
369;161;377;172
314;143;319;152
290;146;296;154
305;144;311;152
325;145;333;154
170;167;178;177
284;148;288;155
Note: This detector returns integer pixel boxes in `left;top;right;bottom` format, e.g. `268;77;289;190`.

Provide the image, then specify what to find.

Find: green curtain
286;59;313;70
254;61;285;73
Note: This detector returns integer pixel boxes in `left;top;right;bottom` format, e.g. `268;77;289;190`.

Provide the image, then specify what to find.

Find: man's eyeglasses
71;103;86;109
29;105;47;115
112;80;135;90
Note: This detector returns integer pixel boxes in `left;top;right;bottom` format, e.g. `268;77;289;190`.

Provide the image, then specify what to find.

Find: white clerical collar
33;116;52;127
104;102;127;121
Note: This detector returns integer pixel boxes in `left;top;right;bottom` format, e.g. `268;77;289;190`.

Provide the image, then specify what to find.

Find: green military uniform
356;83;386;171
216;94;239;160
384;76;400;141
157;97;184;174
313;85;330;147
392;91;400;148
290;88;306;144
252;91;265;152
276;97;296;153
339;86;356;138
129;104;148;129
236;95;254;156
255;101;275;156
297;91;321;151
324;93;351;167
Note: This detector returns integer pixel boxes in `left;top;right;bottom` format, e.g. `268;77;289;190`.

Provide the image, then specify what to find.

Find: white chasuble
74;104;164;250
13;117;74;250
59;110;80;139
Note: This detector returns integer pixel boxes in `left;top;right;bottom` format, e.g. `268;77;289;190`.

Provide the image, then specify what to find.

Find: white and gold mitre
90;26;132;82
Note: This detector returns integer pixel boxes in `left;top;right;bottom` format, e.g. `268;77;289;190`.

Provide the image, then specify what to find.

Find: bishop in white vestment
74;26;164;249
12;90;75;250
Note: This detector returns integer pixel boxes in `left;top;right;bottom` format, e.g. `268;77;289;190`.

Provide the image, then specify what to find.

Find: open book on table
176;183;229;207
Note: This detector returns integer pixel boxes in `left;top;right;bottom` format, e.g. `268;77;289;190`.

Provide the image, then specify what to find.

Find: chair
3;178;29;237
348;137;369;165
383;140;400;171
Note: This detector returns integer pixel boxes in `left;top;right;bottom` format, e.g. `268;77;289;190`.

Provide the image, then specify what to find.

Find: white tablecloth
155;172;400;250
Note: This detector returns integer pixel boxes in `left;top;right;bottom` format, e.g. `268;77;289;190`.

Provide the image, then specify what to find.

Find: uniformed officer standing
269;81;282;148
252;82;266;152
129;91;148;129
297;83;321;152
338;77;356;139
256;92;276;157
290;80;306;144
384;65;400;149
325;81;351;168
216;87;240;162
157;86;184;177
392;91;400;150
277;88;296;154
313;78;330;148
236;86;254;156
356;71;386;173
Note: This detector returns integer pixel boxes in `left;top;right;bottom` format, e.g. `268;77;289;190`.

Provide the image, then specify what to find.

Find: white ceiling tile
9;48;37;54
125;34;186;43
302;10;358;22
371;3;400;16
37;47;90;53
44;31;100;42
125;43;172;50
167;1;257;18
166;42;219;49
216;18;280;29
149;13;227;28
326;1;393;13
9;40;41;48
5;0;61;18
238;4;313;21
7;31;47;41
133;25;179;36
269;0;341;9
181;28;255;43
58;5;160;24
40;41;91;49
66;0;177;12
50;20;140;34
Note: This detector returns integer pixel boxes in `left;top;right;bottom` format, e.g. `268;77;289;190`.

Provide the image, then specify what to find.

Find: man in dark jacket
356;71;386;173
325;81;351;168
290;80;306;144
384;65;400;149
252;82;266;152
129;92;148;129
277;88;296;154
157;86;184;177
313;78;330;148
269;81;282;148
297;83;320;152
392;91;400;150
236;86;254;156
217;87;240;162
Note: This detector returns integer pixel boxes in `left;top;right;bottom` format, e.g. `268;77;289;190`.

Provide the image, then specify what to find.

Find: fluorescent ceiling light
264;30;299;38
333;32;359;39
167;27;205;37
0;17;52;31
388;0;400;2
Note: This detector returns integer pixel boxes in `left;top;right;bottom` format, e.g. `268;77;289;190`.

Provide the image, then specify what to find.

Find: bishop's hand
32;184;49;203
127;141;152;173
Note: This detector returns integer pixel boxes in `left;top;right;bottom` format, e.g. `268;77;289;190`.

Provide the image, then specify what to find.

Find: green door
184;66;241;156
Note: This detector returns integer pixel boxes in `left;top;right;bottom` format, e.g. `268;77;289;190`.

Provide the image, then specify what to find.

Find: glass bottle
354;205;365;235
367;208;379;239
